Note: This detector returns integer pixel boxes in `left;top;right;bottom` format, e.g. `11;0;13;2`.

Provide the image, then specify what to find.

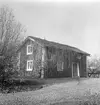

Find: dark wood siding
80;55;87;77
19;39;43;78
45;48;87;78
45;48;73;78
18;39;87;78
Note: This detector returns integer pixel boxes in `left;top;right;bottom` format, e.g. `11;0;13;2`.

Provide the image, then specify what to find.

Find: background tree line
87;55;100;73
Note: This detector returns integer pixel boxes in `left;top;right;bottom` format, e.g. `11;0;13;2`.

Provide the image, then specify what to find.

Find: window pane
28;47;30;53
28;62;30;69
27;61;33;71
28;47;29;53
30;47;32;52
27;45;33;54
30;61;33;69
27;60;33;70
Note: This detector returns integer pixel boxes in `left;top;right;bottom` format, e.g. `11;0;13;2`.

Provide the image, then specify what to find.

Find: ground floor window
27;60;33;71
57;61;64;71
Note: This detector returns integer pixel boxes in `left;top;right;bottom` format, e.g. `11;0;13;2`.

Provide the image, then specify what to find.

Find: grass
0;78;100;105
0;78;45;93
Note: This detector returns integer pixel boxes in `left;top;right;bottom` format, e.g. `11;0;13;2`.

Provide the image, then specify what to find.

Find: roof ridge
29;36;77;48
28;36;90;55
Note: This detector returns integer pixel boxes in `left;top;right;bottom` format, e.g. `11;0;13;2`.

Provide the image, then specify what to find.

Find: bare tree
87;56;100;73
0;5;26;91
0;5;25;57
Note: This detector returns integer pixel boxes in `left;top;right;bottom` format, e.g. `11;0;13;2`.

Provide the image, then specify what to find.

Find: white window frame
27;60;33;71
27;45;33;55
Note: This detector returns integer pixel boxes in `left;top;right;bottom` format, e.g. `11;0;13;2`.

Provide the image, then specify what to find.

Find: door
72;62;80;77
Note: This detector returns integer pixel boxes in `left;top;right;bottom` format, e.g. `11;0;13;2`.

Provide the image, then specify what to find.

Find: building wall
45;48;72;78
18;39;43;78
45;48;87;78
18;39;87;78
79;55;87;77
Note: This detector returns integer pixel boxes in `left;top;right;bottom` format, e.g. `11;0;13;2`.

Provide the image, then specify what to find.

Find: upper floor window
27;45;33;55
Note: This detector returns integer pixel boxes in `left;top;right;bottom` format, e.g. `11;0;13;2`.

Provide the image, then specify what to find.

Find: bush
0;78;44;93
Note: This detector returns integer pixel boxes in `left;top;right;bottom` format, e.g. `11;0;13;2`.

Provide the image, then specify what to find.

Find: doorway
72;62;80;78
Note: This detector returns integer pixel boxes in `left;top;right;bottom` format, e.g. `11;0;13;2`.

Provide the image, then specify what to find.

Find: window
57;61;64;71
27;45;33;55
27;60;33;71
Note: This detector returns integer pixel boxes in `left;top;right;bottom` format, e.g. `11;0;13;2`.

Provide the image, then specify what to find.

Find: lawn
0;78;100;105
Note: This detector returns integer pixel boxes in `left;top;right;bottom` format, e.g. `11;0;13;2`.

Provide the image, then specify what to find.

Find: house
17;36;90;78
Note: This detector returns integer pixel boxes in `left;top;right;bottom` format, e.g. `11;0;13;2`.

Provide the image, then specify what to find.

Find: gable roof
18;36;90;56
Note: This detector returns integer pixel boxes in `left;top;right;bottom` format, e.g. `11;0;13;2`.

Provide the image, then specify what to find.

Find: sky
0;0;100;57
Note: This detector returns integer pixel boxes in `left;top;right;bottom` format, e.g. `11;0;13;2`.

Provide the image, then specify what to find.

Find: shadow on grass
0;78;45;93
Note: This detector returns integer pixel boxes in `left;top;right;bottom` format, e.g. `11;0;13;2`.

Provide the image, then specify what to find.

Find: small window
27;60;33;71
27;45;33;55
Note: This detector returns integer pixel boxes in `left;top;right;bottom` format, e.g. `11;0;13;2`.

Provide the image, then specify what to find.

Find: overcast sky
0;0;100;56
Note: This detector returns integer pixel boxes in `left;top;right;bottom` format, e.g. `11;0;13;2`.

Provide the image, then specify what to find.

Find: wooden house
17;36;90;78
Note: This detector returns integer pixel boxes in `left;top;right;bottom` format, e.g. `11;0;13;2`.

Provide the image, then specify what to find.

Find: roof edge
17;36;90;56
